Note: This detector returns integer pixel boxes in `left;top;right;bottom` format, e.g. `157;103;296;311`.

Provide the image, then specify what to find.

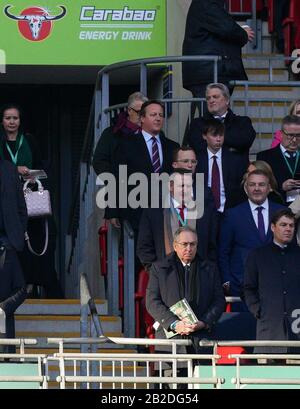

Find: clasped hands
174;319;206;336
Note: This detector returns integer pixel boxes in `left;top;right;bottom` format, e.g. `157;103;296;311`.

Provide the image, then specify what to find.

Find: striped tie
151;137;160;173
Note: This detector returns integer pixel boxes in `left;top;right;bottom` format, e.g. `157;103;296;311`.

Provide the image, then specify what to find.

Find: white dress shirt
142;130;163;167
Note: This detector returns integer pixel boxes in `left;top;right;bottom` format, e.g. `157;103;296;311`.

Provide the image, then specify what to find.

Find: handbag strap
25;219;49;256
23;178;43;193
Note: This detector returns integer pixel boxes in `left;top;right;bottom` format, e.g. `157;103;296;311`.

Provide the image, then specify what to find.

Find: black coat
107;131;179;230
137;188;218;269
146;253;225;349
0;160;27;251
186;109;256;165
182;0;248;89
257;145;300;204
195;147;247;209
244;243;300;353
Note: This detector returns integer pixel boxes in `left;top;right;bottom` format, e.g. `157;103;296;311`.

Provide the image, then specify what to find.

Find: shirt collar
207;148;222;159
142;129;161;143
248;198;269;212
273;240;288;249
213;111;228;119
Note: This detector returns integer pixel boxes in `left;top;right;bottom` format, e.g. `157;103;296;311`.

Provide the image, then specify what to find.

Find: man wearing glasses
257;115;300;205
146;226;225;352
92;91;148;176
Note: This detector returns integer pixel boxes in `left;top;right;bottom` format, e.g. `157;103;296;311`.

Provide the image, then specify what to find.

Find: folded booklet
22;169;47;181
154;298;198;339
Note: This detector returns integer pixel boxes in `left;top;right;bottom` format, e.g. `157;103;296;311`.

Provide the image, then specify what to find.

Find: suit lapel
221;149;229;192
243;201;262;240
134;132;153;173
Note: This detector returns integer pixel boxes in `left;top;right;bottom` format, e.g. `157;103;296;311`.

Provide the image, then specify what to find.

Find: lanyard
172;207;187;226
283;150;299;178
5;134;24;165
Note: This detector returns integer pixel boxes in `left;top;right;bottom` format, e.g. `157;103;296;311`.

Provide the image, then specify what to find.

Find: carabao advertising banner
0;0;166;65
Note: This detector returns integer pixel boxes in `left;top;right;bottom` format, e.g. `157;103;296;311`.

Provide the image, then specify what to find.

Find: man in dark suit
257;115;300;205
244;209;300;354
146;226;225;353
186;83;256;165
137;168;218;270
0;159;28;350
218;169;285;300
195;118;247;212
182;0;254;98
106;100;179;232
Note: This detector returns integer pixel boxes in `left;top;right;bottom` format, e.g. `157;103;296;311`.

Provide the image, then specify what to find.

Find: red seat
217;346;246;364
98;222;108;276
267;0;274;33
229;0;263;14
135;269;155;341
282;0;300;59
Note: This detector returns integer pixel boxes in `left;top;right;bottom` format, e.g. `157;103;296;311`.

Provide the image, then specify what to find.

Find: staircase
14;299;143;388
232;21;300;155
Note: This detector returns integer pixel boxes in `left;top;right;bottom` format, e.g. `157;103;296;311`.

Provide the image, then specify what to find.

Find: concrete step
232;85;300;100
16;299;108;315
15;315;122;334
251;134;273;153
246;68;289;82
243;54;287;69
232;100;291;119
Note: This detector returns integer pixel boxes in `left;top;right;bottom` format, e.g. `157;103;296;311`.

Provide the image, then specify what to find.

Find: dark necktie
151;137;160;173
178;205;185;226
256;206;266;241
285;151;296;168
184;264;190;299
211;155;221;209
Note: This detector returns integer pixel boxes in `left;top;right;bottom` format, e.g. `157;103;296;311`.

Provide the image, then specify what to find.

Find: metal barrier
0;339;48;389
47;336;222;389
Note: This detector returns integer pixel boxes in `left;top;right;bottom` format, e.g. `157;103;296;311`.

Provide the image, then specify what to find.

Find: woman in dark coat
0;103;62;298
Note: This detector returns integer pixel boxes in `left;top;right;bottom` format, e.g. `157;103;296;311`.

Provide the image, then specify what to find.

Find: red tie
178;205;185;226
211;155;220;209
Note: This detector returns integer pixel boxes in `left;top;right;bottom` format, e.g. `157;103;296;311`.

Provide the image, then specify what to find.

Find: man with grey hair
92;91;148;175
186;82;256;165
146;225;225;352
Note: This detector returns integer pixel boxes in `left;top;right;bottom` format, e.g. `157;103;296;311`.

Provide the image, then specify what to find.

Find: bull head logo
4;5;66;41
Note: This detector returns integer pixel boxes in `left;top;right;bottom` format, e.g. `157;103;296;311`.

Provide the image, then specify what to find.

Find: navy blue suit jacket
218;200;285;295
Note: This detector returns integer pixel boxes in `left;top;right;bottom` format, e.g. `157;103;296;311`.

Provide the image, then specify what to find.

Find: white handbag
23;179;51;256
23;179;52;218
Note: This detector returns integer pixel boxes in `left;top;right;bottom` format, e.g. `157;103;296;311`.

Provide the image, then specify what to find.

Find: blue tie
256;206;266;241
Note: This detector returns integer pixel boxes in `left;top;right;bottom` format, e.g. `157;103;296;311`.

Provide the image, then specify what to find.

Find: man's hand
223;281;230;295
108;218;121;228
282;179;300;192
243;26;255;42
174;319;206;335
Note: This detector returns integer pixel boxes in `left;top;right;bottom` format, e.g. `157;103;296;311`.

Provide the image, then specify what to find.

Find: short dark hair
1;103;23;121
271;208;295;225
140;100;165;117
172;145;195;162
202;118;225;136
281;114;300;130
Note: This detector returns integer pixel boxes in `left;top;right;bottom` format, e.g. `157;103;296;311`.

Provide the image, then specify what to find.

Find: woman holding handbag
0;103;62;298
